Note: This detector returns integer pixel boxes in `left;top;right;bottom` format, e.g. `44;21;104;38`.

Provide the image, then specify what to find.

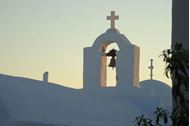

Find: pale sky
0;0;172;88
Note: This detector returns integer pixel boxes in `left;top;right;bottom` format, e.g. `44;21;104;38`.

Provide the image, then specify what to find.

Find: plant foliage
134;107;171;126
161;43;189;126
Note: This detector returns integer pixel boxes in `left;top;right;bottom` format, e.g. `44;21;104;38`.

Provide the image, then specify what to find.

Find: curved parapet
92;29;132;52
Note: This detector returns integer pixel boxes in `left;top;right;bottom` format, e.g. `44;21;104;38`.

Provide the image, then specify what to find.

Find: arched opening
99;42;120;87
106;43;120;87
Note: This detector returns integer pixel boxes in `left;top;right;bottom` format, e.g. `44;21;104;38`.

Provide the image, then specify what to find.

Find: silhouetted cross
148;59;154;80
107;11;119;29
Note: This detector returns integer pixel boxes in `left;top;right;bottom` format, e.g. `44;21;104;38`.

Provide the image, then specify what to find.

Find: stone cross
107;11;119;29
148;59;154;80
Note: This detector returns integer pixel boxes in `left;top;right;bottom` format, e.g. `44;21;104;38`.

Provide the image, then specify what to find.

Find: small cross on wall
107;11;119;29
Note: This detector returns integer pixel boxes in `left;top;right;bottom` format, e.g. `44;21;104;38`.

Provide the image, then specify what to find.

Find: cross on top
148;59;154;80
107;11;119;29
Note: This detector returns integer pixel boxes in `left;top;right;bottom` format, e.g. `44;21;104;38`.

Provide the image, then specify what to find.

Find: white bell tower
83;11;140;90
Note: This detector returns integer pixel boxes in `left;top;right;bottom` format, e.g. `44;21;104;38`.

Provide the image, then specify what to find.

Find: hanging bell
108;57;116;69
106;48;117;70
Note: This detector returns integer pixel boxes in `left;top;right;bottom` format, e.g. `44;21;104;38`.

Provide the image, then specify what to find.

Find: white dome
139;79;172;110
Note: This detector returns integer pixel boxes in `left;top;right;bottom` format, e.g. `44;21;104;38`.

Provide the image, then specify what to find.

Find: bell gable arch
83;29;140;90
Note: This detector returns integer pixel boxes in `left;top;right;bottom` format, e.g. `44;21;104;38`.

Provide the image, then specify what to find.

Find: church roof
0;74;171;126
